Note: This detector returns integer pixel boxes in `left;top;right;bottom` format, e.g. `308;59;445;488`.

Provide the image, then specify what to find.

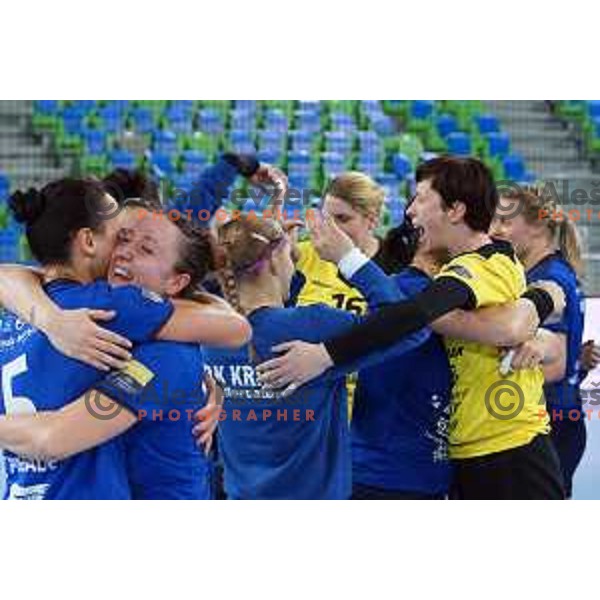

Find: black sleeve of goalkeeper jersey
324;276;476;367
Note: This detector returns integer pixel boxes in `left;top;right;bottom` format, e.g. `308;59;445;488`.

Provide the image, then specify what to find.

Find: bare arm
0;265;251;363
157;294;251;348
0;264;133;370
0;392;137;461
432;299;539;347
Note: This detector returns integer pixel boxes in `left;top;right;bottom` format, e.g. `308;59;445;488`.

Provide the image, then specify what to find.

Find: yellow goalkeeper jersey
295;240;369;418
436;240;550;459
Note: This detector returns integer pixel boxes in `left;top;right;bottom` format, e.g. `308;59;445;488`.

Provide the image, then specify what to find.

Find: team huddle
0;152;592;499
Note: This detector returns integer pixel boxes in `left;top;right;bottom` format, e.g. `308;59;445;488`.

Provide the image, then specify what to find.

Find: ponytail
558;220;583;278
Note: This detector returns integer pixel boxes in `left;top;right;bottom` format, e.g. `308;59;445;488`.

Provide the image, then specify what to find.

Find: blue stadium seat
411;100;434;120
169;100;194;114
436;114;458;138
587;101;600;119
371;115;395;136
294;110;321;133
502;154;526;181
231;142;257;155
172;173;197;194
289;130;315;151
446;132;472;156
330;112;356;131
35;100;60;115
231;109;257;130
288;150;312;165
98;105;126;133
109;149;136;170
486;132;510;157
62;107;86;136
235;100;258;113
130;107;155;134
150;152;176;176
70;100;97;113
0;173;10;199
83;129;107;155
476;114;500;134
392;153;413;179
257;129;285;150
257;149;282;165
181;150;208;173
153;130;178;156
298;101;321;113
324;131;354;155
264;109;289;132
229;129;254;146
362;100;384;116
198;109;225;135
357;130;380;149
387;197;406;227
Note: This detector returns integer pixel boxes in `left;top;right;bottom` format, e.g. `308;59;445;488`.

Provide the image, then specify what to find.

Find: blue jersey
352;267;452;495
95;341;211;499
205;261;430;499
527;252;585;410
0;279;174;500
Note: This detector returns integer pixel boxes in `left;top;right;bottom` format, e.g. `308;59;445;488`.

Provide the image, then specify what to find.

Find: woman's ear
165;272;191;297
73;227;96;258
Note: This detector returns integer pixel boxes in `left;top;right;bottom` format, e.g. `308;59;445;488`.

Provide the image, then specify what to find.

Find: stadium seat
411;100;434;120
231;109;257;130
392;153;412;179
198;109;225;136
446;132;472;156
0;174;10;200
83;129;107;155
485;132;510;157
257;149;282;165
98;105;126;134
294;110;321;133
109;149;136;170
129;107;156;134
476;114;500;135
324;131;354;155
234;100;258;113
230;129;254;146
502;154;526;181
436;114;458;138
69;100;97;113
329;112;356;132
370;115;395;136
181;150;208;173
150;152;176;177
35;100;60;115
588;101;600;120
153;130;179;156
257;129;286;150
289;130;316;151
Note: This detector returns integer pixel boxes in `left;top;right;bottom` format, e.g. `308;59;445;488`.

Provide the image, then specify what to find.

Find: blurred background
0;99;599;498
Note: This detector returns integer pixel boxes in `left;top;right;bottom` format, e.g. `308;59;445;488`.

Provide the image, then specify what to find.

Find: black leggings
450;434;565;500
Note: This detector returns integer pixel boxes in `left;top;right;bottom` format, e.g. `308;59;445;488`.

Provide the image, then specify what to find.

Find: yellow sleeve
437;253;525;308
296;240;314;276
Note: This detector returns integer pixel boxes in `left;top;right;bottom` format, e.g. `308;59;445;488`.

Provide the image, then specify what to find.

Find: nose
113;241;134;262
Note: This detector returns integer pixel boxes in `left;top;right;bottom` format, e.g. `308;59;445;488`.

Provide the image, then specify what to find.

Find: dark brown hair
416;156;498;232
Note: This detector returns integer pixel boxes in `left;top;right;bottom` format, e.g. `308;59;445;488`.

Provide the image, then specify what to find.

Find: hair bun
8;188;46;225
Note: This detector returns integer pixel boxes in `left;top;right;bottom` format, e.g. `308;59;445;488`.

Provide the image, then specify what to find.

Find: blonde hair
325;171;385;222
502;185;583;277
215;217;287;362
